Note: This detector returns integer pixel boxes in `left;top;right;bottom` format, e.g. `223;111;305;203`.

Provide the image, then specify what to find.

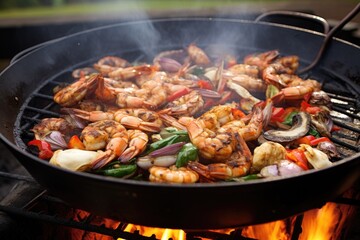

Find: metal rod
0;205;158;240
298;3;360;74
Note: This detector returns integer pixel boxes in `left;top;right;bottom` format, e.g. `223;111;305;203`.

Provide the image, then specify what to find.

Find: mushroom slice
263;111;310;142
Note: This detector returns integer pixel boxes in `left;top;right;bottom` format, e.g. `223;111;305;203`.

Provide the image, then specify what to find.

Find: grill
0;14;360;237
14;50;360;156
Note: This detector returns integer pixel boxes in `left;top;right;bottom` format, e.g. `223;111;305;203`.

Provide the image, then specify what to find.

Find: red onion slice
157;57;182;72
43;131;68;150
196;88;222;98
149;142;186;157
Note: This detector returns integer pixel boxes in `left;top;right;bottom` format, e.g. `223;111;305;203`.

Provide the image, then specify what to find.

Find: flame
241;218;295;240
68;192;357;240
299;202;355;240
120;224;186;240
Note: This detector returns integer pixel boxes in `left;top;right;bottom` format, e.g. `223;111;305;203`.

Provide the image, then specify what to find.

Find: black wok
0;18;359;230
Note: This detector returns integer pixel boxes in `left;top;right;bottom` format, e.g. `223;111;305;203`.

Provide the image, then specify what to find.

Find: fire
241;218;295;240
120;224;186;240
67;193;357;240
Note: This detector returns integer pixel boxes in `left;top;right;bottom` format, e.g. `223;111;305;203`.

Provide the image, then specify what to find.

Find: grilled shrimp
93;56;131;76
187;43;211;66
187;126;252;180
244;50;279;71
162;90;204;117
262;56;299;88
119;130;148;163
237;106;263;141
71;108;162;133
108;64;155;81
226;74;267;92
54;74;99;107
149;165;199;183
113;108;163;132
31;118;77;140
183;104;238;161
271;85;314;104
80;120;128;169
227;64;260;78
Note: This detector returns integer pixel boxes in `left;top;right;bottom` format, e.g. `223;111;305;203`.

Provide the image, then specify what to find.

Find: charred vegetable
263;111;310;142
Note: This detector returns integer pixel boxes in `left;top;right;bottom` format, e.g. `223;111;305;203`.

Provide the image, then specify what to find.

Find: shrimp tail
91;150;116;169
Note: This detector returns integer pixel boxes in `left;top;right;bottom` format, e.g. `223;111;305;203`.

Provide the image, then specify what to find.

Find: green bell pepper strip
175;143;198;168
145;134;190;155
102;164;137;178
282;111;299;125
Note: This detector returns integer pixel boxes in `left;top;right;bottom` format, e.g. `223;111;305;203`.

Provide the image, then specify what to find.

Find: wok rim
1;17;359;190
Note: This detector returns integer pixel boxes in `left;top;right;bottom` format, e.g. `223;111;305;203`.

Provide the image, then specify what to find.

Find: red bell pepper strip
197;80;214;90
270;107;285;122
28;139;54;160
331;125;341;132
295;135;316;145
68;135;85;150
286;148;309;170
167;88;191;102
309;137;331;146
300;101;322;115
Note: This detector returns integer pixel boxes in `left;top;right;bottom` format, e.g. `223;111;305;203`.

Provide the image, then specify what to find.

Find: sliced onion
196;88;221;98
137;155;177;170
157;57;182;72
43;131;68;150
149;142;186;157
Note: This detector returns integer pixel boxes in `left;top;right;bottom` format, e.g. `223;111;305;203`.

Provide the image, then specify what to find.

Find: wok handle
255;11;330;34
298;3;360;74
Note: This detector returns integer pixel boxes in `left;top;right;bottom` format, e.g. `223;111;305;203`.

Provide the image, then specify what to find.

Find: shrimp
80;120;128;169
115;87;152;109
78;99;116;112
54;74;99;107
113;108;163;132
187;43;211;66
71;108;163;133
119;130;148;163
287;78;322;91
244;50;279;71
93;56;131;76
158;113;188;131
237;106;263;141
226;74;267;92
271;85;314;104
149;165;199;183
227;64;260;78
115;79;168;110
162;90;204;117
187;127;252;180
108;64;155;81
262;65;292;88
31;118;77;140
262;56;299;88
184;104;238;161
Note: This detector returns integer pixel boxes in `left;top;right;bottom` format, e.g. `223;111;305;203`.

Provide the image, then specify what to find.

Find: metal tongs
255;3;360;74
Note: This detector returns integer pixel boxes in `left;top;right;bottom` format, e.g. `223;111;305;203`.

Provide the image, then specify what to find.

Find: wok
0;18;359;230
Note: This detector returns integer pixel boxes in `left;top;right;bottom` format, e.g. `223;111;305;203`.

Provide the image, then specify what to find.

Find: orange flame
68;193;357;240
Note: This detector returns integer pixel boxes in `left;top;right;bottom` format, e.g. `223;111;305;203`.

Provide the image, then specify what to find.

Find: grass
0;0;282;19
